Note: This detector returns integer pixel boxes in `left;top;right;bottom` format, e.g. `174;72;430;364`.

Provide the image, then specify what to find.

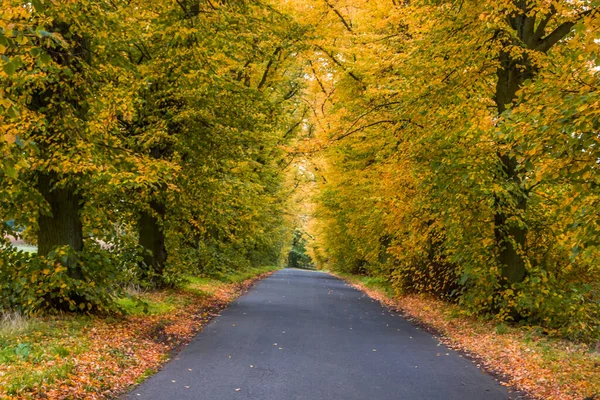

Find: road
127;268;513;400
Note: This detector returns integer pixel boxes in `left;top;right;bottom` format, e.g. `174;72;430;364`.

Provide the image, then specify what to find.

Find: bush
0;244;118;314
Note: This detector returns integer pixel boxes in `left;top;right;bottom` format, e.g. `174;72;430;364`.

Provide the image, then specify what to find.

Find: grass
337;273;396;297
333;271;600;400
117;266;281;315
116;296;177;316
184;265;281;296
0;311;33;335
0;313;91;397
0;265;281;399
5;362;75;395
204;265;282;284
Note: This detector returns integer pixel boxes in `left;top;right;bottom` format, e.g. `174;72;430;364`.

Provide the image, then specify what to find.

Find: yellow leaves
303;0;600;349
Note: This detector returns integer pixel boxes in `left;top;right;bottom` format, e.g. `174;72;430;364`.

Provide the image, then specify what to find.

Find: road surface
128;268;513;399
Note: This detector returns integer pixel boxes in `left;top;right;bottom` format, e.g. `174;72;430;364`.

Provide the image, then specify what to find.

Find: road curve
127;268;513;400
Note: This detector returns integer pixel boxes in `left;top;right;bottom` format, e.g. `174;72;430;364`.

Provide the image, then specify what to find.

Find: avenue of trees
1;0;599;343
300;0;600;342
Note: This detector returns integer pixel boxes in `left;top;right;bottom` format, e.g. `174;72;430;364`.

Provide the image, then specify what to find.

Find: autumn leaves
1;0;599;342
302;0;600;341
0;0;303;312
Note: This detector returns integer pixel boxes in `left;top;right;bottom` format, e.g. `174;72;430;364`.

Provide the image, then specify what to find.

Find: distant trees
288;230;314;270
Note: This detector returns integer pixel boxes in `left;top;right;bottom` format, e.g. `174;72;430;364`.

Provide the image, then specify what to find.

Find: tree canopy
295;0;600;342
1;0;305;311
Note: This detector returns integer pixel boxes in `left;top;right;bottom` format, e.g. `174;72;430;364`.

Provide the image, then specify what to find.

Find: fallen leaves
339;274;600;400
0;271;275;399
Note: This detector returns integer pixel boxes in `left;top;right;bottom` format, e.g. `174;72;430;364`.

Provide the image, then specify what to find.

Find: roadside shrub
0;244;118;314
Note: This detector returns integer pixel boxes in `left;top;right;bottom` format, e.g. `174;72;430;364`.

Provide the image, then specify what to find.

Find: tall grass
0;311;31;335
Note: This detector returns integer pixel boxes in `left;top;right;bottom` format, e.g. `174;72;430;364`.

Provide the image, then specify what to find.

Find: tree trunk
493;154;528;284
493;50;532;285
37;171;84;279
491;0;588;284
138;199;167;277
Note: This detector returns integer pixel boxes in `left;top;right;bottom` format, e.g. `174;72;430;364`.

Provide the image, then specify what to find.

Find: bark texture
138;199;167;277
37;171;84;279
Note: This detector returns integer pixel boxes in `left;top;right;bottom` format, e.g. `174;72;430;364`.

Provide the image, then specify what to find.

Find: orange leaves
0;272;273;399
341;274;600;400
2;134;16;144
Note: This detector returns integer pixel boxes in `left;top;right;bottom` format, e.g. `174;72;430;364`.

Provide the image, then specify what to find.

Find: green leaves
303;0;600;342
0;244;119;314
3;61;16;76
0;0;304;311
28;47;41;57
31;0;45;13
38;51;51;65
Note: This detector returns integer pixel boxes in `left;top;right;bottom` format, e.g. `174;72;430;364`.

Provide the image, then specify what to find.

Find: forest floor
333;272;600;400
0;266;280;399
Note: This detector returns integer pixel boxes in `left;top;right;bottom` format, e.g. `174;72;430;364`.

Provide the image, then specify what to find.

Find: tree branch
531;6;556;45
324;0;353;33
332;120;395;142
315;45;362;83
175;0;193;19
536;7;597;53
257;47;281;90
309;60;327;94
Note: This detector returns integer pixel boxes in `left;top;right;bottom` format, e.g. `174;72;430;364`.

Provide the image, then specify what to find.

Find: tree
297;0;600;340
491;0;599;285
288;229;313;269
1;0;139;275
0;0;307;310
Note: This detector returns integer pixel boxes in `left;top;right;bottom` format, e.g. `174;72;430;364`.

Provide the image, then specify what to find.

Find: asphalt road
128;268;512;400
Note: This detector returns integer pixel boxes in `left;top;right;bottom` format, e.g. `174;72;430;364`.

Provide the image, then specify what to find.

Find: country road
127;268;513;400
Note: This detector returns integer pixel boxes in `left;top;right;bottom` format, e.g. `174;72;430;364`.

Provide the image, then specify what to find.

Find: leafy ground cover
334;272;600;400
0;266;279;399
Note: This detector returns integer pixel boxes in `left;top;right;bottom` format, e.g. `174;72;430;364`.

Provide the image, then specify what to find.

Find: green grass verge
118;266;282;315
0;313;91;396
211;265;282;283
183;266;281;297
115;297;178;316
5;361;74;395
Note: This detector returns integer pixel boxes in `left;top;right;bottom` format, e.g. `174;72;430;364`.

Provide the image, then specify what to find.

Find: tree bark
493;49;534;285
37;171;84;279
138;198;167;277
137;143;169;278
493;153;528;284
